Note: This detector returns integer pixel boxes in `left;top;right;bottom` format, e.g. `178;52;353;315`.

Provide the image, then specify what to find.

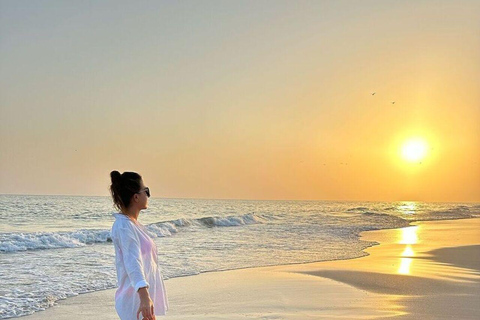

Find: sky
1;0;479;202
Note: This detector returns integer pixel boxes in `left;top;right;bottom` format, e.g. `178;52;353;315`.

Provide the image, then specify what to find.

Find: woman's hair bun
110;170;122;185
109;171;142;211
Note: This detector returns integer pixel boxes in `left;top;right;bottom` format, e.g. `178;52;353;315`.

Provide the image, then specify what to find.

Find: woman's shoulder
111;213;136;236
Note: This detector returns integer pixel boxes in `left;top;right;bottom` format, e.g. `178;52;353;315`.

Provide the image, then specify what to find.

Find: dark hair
109;171;143;212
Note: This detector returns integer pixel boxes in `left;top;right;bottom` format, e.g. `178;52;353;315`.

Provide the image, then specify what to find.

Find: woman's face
136;180;149;210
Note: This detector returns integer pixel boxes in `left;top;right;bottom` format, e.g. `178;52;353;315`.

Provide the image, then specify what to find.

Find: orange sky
1;1;479;202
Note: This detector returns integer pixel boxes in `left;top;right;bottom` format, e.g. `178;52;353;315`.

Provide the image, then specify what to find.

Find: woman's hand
137;287;156;320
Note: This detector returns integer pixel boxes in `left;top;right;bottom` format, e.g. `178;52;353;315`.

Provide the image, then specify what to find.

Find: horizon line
0;193;478;204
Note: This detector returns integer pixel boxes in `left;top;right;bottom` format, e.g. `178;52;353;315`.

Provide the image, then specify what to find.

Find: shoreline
21;217;480;319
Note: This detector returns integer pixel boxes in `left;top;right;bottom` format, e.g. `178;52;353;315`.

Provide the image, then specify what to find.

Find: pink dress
111;213;169;319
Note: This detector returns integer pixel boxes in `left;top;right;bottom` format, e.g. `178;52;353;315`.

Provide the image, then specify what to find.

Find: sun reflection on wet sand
398;245;415;275
402;245;415;257
400;226;419;244
398;257;412;275
398;227;419;275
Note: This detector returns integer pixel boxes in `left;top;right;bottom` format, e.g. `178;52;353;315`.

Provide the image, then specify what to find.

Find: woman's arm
137;287;155;320
116;224;150;292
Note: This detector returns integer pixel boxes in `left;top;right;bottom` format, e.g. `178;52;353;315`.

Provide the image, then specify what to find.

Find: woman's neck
121;207;139;221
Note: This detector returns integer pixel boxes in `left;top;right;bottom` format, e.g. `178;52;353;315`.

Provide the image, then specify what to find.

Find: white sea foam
0;213;268;253
0;229;107;253
197;212;267;227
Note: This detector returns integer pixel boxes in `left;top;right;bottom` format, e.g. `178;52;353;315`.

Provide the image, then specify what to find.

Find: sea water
0;194;479;318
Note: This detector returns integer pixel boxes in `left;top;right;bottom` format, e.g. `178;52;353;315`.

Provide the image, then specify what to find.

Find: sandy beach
21;218;480;320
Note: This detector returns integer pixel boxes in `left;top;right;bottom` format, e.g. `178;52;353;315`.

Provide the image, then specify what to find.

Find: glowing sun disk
401;139;428;162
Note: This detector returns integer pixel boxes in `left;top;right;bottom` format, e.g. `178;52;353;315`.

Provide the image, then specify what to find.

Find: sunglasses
136;187;150;198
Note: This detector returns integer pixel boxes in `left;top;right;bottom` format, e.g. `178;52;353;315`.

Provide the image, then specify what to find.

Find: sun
401;138;429;162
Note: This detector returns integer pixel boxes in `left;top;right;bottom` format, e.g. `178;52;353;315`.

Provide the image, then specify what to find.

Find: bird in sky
391;101;395;104
371;92;376;95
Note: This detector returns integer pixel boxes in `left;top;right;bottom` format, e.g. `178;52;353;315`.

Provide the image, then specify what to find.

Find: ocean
0;194;479;318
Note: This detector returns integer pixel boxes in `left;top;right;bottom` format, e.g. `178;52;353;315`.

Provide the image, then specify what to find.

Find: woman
109;171;169;320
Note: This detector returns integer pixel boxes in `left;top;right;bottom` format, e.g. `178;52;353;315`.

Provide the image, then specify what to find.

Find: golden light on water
398;256;413;275
398;202;417;215
401;245;415;257
397;226;419;275
401;138;429;163
399;226;419;244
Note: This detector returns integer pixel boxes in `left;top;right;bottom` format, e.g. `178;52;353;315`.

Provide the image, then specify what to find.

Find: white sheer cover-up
111;213;168;319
